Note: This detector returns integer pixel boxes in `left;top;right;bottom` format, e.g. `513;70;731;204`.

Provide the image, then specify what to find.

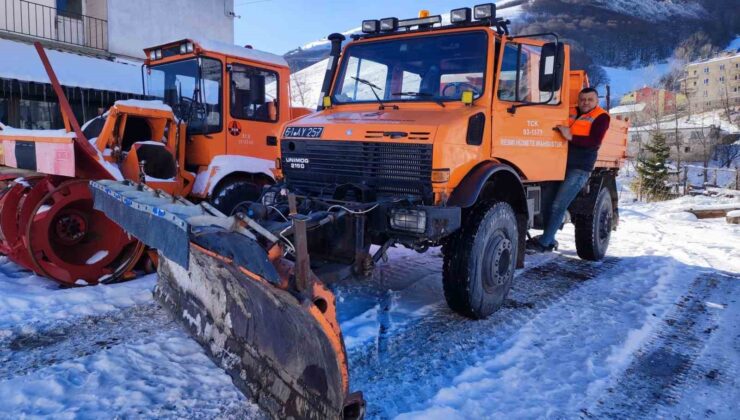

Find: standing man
527;87;611;253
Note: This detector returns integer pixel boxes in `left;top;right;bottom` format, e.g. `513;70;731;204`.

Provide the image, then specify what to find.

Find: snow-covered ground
1;178;738;419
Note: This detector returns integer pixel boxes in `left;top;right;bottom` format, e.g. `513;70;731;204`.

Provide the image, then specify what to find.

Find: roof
630;110;740;134
192;38;288;68
610;103;647;114
686;51;740;67
0;38;143;94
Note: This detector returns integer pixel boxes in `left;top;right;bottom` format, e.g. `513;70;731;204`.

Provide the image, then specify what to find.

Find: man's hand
555;125;573;141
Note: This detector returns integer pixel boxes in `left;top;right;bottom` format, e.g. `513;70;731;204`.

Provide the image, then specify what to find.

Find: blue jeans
539;168;591;247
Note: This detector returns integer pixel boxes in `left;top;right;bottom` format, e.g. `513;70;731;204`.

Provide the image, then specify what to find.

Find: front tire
574;186;613;261
442;201;519;319
211;180;261;215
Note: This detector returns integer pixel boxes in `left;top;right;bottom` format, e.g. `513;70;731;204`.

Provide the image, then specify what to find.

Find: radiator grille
281;139;433;202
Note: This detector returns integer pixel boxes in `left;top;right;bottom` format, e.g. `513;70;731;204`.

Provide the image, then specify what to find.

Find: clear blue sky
234;0;491;55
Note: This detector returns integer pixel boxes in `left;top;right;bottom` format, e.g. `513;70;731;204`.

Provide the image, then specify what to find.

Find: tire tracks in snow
584;271;740;419
0;302;175;381
347;255;623;419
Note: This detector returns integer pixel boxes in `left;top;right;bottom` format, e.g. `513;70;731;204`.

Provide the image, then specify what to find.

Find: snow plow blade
90;180;365;420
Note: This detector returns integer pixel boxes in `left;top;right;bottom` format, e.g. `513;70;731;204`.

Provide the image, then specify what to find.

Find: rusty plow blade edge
89;179;364;419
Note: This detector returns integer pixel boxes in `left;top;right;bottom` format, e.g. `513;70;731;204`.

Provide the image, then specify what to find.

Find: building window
684;146;690;153
0;98;7;125
703;91;708;97
704;78;709;85
693;81;697;86
719;64;725;70
719;76;724;82
693;70;697;75
19;99;63;129
57;0;82;17
704;67;709;73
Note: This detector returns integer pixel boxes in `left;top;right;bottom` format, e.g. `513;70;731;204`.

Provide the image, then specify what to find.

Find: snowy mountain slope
285;0;736;105
1;181;738;418
284;2;524;73
588;0;707;20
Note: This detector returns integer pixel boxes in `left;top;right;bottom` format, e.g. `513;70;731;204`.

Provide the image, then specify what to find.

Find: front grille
281;139;433;202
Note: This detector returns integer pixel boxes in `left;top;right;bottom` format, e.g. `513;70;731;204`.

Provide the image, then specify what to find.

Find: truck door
226;60;281;161
491;38;569;181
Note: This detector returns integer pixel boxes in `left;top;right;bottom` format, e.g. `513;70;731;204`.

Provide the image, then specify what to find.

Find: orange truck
0;39;308;285
92;5;627;419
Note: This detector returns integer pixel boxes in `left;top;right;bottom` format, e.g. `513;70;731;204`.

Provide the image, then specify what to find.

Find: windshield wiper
391;91;445;108
352;76;397;110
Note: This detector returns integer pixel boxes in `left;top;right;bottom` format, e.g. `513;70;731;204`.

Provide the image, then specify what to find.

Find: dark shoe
525;236;558;254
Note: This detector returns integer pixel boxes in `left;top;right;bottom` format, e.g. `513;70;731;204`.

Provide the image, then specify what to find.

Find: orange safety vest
568;106;608;137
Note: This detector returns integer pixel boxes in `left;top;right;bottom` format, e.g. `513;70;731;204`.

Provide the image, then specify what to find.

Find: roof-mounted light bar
398;15;442;29
359;5;502;37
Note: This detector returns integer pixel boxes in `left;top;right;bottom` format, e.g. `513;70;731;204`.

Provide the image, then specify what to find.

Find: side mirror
249;75;266;104
539;42;565;93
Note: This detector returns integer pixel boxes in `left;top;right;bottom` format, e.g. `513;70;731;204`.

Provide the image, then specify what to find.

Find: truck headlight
473;3;496;20
180;42;194;54
390;209;426;234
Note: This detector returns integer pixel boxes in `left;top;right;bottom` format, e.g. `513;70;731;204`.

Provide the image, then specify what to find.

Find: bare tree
714;143;740;168
289;64;309;108
692;122;720;183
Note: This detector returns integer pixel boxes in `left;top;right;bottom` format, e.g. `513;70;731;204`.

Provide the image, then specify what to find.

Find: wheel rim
482;231;513;293
24;180;143;285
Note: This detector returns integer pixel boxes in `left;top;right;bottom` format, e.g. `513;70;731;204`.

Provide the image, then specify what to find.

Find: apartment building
0;0;235;129
680;51;740;113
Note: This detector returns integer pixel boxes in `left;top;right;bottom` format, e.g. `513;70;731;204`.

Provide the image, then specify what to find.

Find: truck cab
143;39;310;212
270;6;627;319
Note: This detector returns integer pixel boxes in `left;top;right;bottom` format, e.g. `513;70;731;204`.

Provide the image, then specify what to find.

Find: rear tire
574;186;613;261
211;180;261;216
442;201;519;319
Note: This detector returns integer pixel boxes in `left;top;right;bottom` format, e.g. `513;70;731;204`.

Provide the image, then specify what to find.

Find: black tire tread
442;201;517;319
211;180;261;215
574;187;612;261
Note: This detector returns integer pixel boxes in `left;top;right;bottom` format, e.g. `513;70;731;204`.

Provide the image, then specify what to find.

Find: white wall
107;0;234;58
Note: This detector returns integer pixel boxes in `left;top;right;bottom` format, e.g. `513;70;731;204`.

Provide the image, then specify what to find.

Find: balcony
0;0;107;51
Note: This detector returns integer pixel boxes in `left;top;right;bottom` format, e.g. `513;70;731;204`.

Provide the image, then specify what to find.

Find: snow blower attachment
90;179;365;420
0;43;170;285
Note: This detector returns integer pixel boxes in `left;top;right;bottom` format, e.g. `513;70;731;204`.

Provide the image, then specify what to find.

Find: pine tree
636;132;672;201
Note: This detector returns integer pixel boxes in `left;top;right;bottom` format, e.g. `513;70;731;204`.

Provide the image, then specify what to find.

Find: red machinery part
0;176;45;258
1;176;142;286
22;179;143;285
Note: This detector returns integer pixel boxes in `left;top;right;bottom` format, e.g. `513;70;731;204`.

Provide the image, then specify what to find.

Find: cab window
333;32;488;104
230;64;279;122
498;43;560;104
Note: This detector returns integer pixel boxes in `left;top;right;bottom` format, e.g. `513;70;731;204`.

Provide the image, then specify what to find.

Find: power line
235;0;272;6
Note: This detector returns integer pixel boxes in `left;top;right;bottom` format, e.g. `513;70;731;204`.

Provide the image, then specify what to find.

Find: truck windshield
332;31;488;105
146;57;222;134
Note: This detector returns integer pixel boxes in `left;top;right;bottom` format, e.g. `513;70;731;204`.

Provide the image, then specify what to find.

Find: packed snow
0;174;738;418
0;38;142;95
114;99;172;112
194;38;288;67
0;127;75;138
630;109;740;135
